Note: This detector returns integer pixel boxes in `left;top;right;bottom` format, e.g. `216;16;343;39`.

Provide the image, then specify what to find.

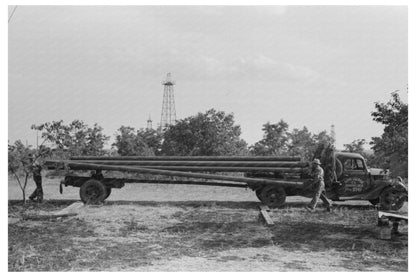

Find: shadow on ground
8;199;380;210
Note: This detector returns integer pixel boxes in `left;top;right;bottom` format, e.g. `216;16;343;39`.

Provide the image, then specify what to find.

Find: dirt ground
8;178;408;271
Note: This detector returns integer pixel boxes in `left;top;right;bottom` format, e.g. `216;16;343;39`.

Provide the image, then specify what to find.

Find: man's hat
312;159;321;165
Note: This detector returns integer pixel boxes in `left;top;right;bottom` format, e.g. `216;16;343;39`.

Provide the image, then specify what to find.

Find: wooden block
259;204;271;212
259;210;274;226
258;205;274;226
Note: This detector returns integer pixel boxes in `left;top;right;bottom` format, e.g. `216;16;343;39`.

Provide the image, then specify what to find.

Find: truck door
338;157;369;196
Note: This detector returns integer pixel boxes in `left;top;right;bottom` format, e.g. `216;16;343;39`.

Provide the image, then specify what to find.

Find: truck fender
369;180;408;200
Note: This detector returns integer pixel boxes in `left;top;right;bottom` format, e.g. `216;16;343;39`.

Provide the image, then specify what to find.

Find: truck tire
379;186;406;211
369;198;379;206
80;179;107;204
259;185;286;208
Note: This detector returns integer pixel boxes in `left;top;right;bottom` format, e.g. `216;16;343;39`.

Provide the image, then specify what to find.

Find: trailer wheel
255;189;263;202
259;185;286;208
104;187;112;200
379;187;406;211
80;179;107;204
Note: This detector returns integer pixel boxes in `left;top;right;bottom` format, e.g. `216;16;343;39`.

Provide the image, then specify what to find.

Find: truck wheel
379;187;406;211
259;185;286;208
80;179;107;204
369;198;379;206
104;187;112;200
255;189;263;202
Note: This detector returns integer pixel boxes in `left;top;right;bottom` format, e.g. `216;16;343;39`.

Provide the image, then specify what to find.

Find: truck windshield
344;158;365;170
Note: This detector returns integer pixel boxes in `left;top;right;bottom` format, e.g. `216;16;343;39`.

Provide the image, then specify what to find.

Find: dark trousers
30;176;43;201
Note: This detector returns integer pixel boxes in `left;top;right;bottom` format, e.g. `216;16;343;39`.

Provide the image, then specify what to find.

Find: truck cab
329;152;407;210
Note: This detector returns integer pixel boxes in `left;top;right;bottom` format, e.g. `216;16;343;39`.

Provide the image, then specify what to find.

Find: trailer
46;155;309;208
45;152;408;210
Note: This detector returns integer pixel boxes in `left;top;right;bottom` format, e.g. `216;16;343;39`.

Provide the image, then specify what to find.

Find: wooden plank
258;205;274;226
378;211;408;221
23;213;78;221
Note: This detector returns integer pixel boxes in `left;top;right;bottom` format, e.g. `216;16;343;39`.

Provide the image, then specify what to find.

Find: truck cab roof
334;152;364;159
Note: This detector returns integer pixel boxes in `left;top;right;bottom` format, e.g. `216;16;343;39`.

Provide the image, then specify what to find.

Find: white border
3;1;414;276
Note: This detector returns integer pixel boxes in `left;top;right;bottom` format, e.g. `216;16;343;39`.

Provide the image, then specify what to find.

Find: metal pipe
70;156;302;161
68;160;308;168
123;179;248;188
66;162;305;187
108;166;305;173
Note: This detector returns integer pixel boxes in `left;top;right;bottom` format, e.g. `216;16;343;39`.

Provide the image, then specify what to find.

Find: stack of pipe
45;156;309;187
66;156;308;173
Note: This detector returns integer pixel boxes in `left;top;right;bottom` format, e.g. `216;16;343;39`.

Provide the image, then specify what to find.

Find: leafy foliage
343;139;366;154
343;139;380;168
161;109;248;156
8;140;49;203
287;127;314;159
112;126;162;156
250;120;289;156
370;92;408;177
31;120;109;158
250;120;334;160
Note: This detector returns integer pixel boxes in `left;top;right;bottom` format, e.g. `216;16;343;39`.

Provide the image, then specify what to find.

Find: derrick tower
330;124;336;146
160;73;176;130
146;115;153;130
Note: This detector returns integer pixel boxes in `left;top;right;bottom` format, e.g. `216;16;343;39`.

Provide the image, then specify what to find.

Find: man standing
29;157;43;202
305;159;332;212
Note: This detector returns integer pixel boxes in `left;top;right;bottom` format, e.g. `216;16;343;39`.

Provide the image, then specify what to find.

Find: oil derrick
159;73;176;131
146;115;153;130
330;124;336;146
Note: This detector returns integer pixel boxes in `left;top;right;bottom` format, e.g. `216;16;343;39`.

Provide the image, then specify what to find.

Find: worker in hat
28;156;43;202
305;158;332;212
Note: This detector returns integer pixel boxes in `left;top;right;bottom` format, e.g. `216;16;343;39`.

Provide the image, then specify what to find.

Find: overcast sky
8;5;407;149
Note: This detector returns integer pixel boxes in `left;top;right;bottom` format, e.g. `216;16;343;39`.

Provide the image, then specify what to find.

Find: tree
370;92;408;177
161;109;248;156
113;126;154;156
343;139;366;154
250;120;290;156
250;120;334;159
136;128;163;155
312;130;334;146
31;120;110;158
8;141;50;204
288;127;315;160
343;139;379;167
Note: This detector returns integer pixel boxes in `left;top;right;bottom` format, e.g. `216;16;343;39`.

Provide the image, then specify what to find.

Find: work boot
37;194;43;203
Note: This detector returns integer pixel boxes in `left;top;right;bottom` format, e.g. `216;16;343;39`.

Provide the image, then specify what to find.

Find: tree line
9;92;408;179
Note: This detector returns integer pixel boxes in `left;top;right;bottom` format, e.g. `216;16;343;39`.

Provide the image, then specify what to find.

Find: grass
8;177;408;271
8;198;408;271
